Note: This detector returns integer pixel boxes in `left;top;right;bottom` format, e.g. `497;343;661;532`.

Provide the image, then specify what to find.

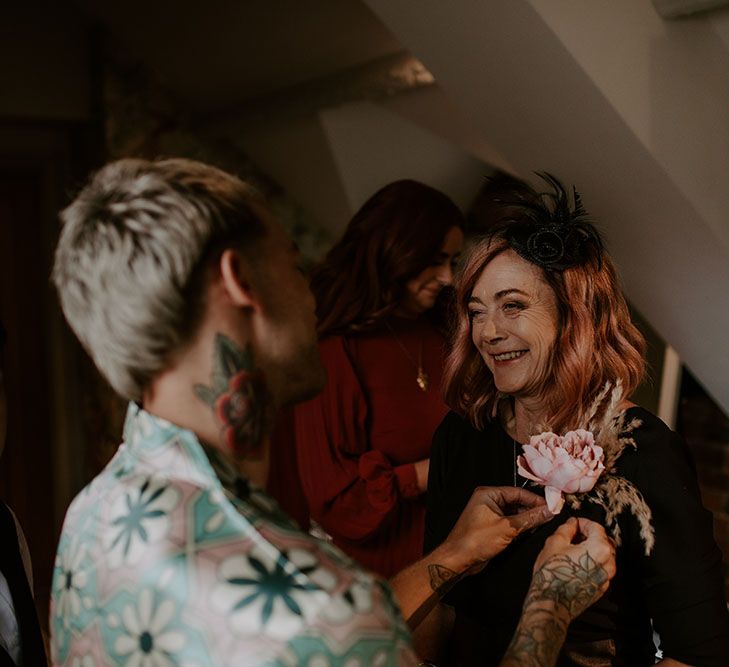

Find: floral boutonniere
516;381;655;555
517;429;604;515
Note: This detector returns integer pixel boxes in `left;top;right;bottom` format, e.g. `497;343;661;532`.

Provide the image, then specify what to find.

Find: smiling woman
420;174;729;666
287;180;465;578
467;251;559;400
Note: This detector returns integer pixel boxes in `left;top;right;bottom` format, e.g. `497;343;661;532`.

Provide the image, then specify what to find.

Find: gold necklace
385;321;429;392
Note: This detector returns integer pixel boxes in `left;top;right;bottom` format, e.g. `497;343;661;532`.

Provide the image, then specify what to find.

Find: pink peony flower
516;429;605;514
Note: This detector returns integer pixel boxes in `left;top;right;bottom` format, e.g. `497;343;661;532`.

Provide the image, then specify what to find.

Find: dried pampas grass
565;379;655;555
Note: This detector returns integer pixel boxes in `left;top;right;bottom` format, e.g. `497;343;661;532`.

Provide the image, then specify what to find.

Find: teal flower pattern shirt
51;404;416;666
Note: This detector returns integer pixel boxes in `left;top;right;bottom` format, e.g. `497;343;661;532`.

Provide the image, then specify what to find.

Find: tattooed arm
389;486;550;659
500;518;616;667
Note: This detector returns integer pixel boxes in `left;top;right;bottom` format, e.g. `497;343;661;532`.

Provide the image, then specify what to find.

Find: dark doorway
0;168;57;622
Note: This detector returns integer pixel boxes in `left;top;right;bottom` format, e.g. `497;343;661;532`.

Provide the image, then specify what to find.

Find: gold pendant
416;368;429;392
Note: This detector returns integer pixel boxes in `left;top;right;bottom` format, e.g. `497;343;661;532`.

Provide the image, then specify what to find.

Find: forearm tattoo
501;553;609;667
404;563;463;631
427;563;461;597
194;334;272;460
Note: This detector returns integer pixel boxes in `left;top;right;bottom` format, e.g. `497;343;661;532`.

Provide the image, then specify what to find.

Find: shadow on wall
678;369;729;601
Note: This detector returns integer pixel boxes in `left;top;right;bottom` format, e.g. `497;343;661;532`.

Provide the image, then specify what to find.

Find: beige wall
365;0;729;415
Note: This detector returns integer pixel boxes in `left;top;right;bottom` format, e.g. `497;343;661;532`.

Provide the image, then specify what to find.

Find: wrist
427;540;474;576
523;594;568;617
520;586;572;629
503;599;569;667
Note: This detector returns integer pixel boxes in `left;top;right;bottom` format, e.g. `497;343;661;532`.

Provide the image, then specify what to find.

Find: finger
550;517;579;544
577;520;616;556
478;486;545;510
579;522;616;553
507;504;552;533
575;519;616;571
576;518;607;540
508;488;547;510
471;486;513;514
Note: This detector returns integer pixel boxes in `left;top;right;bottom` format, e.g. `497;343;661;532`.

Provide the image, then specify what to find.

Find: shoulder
433;410;473;443
300;336;367;405
431;411;498;460
1;503;32;587
616;406;702;505
621;407;690;466
318;335;347;358
210;516;413;659
317;335;362;369
434;410;500;438
625;406;674;438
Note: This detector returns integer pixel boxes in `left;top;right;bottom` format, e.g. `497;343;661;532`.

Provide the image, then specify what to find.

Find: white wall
378;85;514;175
527;0;729;250
218;98;491;238
366;0;729;413
320;100;487;214
219;113;352;234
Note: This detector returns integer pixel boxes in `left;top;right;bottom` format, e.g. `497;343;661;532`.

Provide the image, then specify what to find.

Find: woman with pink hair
419;174;729;666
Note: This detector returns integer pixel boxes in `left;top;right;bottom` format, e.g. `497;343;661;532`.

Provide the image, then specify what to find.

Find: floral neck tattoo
194;334;272;461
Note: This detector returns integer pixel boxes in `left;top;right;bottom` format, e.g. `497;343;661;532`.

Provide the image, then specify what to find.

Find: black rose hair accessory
505;172;603;271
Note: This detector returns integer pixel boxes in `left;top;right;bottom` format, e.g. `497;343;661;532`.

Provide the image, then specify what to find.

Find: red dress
293;316;449;578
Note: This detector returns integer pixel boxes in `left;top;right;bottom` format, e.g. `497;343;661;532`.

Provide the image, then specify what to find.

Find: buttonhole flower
517;429;605;514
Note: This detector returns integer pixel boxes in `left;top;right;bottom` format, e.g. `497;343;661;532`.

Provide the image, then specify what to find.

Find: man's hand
440;486;552;577
500;517;617;667
530;517;616;622
390;486;550;635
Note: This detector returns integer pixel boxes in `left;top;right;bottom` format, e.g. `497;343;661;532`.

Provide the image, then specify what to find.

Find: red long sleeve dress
293;316;449;578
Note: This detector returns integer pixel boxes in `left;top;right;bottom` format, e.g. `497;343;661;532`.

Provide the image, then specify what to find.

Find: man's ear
219;248;259;310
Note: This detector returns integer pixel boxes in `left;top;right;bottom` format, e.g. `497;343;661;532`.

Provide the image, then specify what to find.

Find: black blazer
0;502;47;666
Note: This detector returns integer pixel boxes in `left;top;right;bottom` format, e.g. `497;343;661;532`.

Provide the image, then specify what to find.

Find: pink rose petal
516;429;605;513
516;456;543;483
544;486;565;514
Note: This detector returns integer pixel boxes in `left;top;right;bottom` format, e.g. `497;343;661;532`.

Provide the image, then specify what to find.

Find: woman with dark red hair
292;180;464;578
421;174;729;666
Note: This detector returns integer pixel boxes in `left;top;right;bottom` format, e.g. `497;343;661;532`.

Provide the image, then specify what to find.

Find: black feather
496;172;604;271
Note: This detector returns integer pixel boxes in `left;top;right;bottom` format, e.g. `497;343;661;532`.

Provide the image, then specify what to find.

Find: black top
0;501;47;667
425;407;729;667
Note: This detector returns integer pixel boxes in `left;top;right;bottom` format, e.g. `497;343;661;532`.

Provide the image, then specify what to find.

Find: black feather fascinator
503;172;604;271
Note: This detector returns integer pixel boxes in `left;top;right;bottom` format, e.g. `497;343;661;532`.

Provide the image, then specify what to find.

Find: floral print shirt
51;404;416;667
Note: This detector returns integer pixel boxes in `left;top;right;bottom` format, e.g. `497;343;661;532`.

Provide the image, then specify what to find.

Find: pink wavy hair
443;237;646;433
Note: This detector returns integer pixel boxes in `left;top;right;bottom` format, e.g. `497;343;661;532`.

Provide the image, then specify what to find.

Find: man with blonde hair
51;158;615;666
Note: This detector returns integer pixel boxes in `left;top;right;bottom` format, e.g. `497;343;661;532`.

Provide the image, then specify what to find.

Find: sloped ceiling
73;0;402;112
67;0;729;412
365;0;729;414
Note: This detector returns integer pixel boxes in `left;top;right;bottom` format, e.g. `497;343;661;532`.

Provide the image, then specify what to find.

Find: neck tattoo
385;321;429;392
193;334;271;461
